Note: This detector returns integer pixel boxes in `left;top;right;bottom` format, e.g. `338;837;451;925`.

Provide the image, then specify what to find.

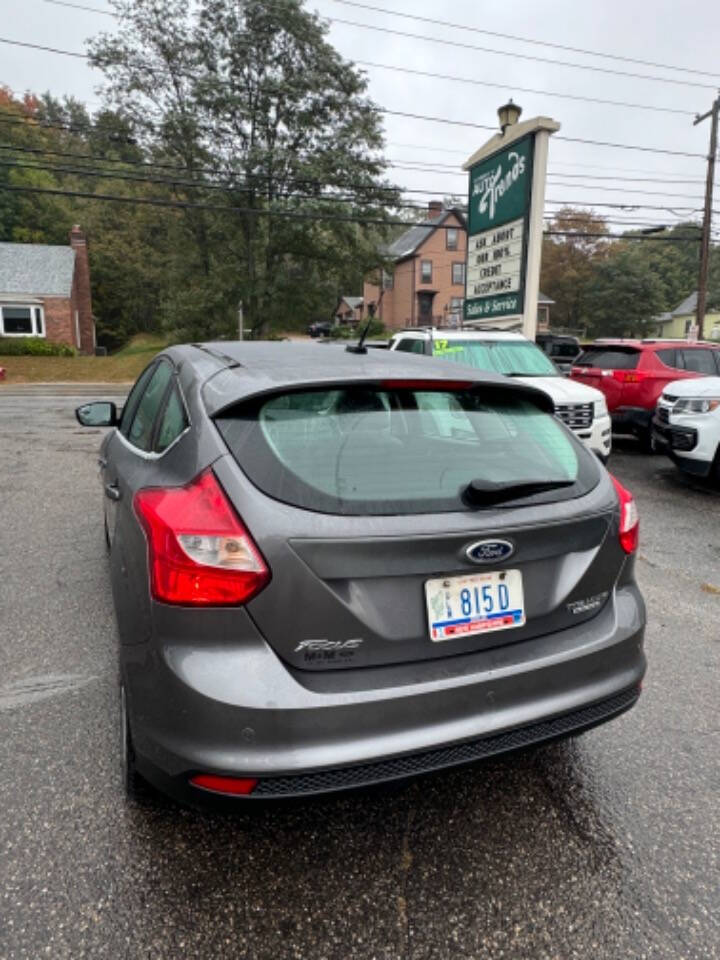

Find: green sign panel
464;134;535;321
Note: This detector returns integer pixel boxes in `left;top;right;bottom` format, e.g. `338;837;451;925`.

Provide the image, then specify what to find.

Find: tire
120;684;152;802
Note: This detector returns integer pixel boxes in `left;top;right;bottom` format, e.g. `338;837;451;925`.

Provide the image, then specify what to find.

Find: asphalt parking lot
1;388;719;960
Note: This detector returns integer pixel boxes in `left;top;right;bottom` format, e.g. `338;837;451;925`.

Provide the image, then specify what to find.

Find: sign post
463;108;559;338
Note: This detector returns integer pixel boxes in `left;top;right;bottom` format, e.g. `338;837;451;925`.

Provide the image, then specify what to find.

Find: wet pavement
1;391;719;959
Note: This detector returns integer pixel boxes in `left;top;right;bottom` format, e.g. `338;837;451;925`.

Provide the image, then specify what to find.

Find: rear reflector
609;474;639;554
190;774;258;796
134;469;270;606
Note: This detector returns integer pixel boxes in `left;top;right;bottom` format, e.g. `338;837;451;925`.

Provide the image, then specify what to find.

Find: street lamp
498;99;522;133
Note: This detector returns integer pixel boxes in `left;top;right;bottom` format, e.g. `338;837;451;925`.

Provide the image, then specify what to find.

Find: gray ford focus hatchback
76;342;646;807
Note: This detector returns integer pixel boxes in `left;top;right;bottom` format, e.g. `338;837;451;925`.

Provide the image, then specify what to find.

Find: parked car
535;333;581;374
388;329;612;461
307;320;333;337
652;376;720;480
570;339;720;450
76;343;645;807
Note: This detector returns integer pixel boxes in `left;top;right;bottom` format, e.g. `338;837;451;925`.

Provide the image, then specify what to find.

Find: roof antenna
346;316;373;354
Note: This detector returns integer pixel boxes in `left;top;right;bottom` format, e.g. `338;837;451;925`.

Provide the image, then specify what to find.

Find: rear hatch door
213;380;623;671
571;345;641;410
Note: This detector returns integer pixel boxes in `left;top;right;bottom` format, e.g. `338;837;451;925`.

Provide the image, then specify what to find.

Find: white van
389;329;612;461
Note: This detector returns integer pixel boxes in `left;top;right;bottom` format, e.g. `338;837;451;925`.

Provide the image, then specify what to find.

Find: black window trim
115;357;191;460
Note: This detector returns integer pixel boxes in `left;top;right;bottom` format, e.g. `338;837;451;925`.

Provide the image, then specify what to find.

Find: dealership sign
464;135;534;321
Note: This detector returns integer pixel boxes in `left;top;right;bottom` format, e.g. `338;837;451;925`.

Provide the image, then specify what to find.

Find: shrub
329;318;386;340
0;338;76;356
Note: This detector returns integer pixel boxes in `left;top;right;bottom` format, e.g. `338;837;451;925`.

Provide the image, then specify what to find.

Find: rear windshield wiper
463;478;575;506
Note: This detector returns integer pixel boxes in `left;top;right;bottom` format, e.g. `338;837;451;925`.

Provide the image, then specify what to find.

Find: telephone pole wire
693;92;719;341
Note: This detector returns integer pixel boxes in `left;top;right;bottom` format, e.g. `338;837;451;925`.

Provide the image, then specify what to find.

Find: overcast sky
4;0;720;234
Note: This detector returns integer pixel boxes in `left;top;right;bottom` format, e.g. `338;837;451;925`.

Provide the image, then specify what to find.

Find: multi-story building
363;204;467;330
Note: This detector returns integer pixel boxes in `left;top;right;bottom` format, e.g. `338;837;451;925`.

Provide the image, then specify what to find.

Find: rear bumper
127;585;646;804
611;406;653;435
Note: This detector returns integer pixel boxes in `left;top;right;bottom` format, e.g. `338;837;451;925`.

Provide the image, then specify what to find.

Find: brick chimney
428;201;443;219
69;224;95;355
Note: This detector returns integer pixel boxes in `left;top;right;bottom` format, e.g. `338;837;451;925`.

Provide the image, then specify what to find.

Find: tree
88;0;399;338
540;208;610;333
585;247;665;338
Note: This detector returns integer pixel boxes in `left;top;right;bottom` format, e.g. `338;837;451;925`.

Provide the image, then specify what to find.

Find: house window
446;228;458;251
449;297;463;314
452;262;465;285
382;269;394;290
0;305;45;337
420;260;432;283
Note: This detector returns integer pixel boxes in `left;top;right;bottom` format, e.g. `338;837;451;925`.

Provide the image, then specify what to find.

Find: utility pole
693;92;719;342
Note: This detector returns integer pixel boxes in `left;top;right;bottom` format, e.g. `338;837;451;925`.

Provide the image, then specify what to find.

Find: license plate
425;570;525;641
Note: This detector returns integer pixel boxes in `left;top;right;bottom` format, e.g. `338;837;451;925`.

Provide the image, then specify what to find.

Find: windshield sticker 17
433;341;465;356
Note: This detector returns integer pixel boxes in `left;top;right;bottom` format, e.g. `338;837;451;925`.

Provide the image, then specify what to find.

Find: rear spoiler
203;369;554;418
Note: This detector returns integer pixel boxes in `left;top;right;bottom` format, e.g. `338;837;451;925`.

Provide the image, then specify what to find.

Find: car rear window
574;347;639;370
216;386;599;516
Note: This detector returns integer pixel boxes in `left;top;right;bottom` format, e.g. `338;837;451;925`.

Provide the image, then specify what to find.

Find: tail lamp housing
134;469;270;606
609;474;639;554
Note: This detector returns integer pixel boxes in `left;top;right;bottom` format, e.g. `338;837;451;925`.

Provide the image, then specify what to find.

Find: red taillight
133;469;270;606
190;774;258;796
611;369;650;384
609;474;639;554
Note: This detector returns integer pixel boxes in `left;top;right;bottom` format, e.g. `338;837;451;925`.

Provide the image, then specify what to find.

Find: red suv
570;340;720;449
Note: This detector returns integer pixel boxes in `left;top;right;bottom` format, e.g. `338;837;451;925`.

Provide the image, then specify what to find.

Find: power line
37;0;720;93
329;15;718;91
379;109;708;159
358;60;695;116
390;157;706;185
42;0;114;14
0;33;708;159
0;156;441;212
330;0;720;81
0;35;90;60
0;180;709;242
545;230;700;242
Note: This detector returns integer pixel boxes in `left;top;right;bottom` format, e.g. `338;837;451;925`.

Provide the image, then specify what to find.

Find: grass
0;334;171;384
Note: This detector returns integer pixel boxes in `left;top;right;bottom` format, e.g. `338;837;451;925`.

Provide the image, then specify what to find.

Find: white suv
652;376;720;481
389;330;612;461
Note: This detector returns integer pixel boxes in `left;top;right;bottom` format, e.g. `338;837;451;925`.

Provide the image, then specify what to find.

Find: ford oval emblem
466;539;515;564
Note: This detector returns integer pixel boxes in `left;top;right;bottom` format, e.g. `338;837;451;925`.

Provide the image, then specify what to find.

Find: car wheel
120;684;151;802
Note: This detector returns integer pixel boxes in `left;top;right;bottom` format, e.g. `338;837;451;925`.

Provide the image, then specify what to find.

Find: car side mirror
75;401;119;427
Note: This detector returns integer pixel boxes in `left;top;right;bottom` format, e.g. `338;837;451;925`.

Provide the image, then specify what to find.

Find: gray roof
538;291;554;305
386;209;467;261
341;296;363;310
0;242;76;298
181;341;549;416
671;291;697;316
